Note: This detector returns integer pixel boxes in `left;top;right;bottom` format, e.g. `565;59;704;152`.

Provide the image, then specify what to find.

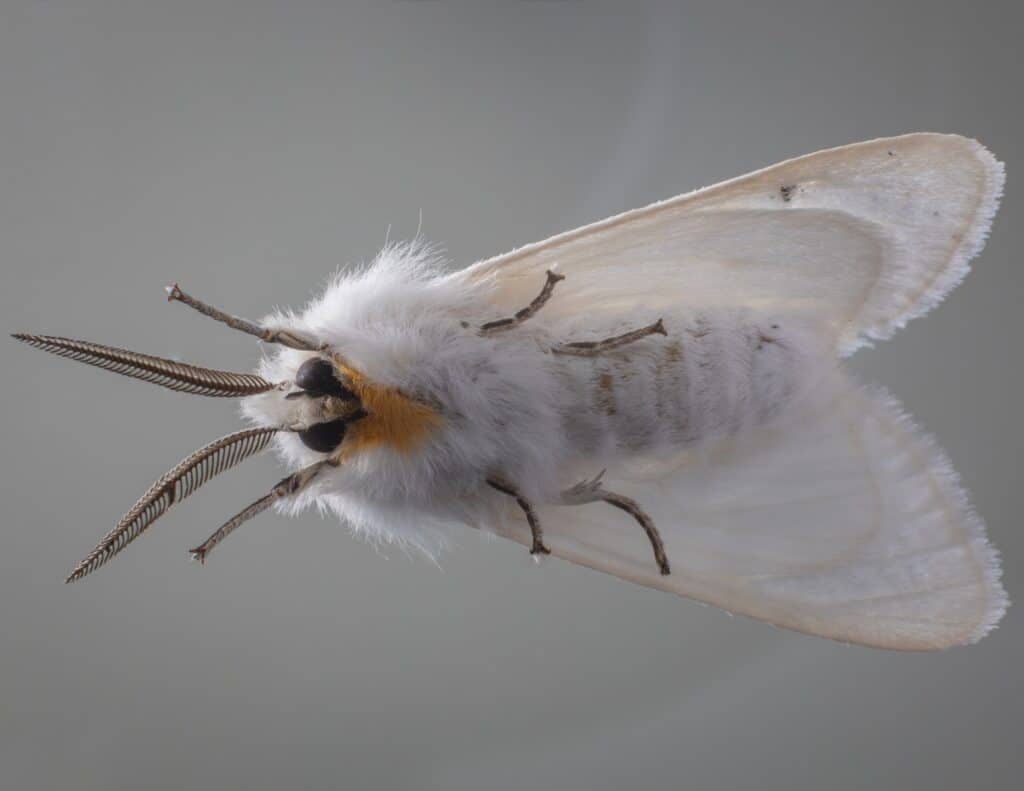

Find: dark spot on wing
780;184;795;202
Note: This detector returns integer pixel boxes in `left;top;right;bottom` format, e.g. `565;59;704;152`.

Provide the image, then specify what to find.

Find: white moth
15;133;1007;650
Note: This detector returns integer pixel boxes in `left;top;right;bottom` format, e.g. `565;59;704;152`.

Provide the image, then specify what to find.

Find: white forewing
490;374;1006;650
456;133;1004;356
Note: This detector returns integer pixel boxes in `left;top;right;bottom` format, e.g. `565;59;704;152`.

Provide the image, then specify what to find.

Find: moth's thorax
241;249;567;549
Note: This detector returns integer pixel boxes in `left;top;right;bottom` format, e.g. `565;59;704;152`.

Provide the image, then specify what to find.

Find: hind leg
561;472;670;575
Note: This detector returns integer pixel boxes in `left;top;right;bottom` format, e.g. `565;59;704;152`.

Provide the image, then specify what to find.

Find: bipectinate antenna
14;284;347;582
11;333;278;397
65;427;282;582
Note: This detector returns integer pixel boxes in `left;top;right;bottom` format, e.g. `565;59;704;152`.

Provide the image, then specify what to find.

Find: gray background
1;2;1021;789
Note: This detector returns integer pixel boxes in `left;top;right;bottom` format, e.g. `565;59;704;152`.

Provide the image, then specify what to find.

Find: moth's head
246;353;366;456
11;284;367;581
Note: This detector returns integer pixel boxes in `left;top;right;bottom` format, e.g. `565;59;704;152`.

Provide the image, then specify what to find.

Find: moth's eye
295;358;354;399
298;419;348;453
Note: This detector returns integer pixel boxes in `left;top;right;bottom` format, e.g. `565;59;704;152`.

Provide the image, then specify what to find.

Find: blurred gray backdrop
1;2;1021;789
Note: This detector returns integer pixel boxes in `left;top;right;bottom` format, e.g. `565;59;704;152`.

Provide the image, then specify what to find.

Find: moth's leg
479;270;565;335
166;284;322;351
487;476;551;556
552;319;667;357
190;458;336;563
561;473;670;575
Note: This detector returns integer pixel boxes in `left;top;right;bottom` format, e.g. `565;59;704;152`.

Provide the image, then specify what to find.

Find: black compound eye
295;358;354;399
298;419;348;453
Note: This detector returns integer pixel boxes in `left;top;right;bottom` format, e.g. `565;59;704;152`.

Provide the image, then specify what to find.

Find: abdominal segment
556;311;809;457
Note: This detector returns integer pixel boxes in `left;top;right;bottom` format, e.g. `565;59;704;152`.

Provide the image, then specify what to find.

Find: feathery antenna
12;333;277;397
65;427;281;582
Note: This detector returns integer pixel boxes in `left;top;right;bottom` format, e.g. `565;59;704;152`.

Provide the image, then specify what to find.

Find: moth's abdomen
556;311;815;458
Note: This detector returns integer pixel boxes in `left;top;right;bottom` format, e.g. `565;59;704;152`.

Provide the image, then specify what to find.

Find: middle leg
487;476;551;556
553;319;667;357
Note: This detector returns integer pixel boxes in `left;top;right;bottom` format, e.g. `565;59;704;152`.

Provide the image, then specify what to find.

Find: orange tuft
335;361;443;457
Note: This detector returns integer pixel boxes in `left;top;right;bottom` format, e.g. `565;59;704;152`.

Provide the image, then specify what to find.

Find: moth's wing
455;133;1003;355
491;375;1007;650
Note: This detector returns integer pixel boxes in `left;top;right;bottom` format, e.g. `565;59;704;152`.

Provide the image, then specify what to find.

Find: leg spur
562;473;670;575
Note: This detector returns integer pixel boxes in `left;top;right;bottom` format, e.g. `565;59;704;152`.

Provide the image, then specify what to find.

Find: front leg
167;284;323;351
487;476;551;556
190;459;337;563
479;270;565;335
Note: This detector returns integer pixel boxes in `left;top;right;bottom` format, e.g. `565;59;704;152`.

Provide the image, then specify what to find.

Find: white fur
243;241;568;556
241;134;1007;649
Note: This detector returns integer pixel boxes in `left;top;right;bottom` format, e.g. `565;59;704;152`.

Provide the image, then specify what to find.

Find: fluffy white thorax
241;242;567;556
